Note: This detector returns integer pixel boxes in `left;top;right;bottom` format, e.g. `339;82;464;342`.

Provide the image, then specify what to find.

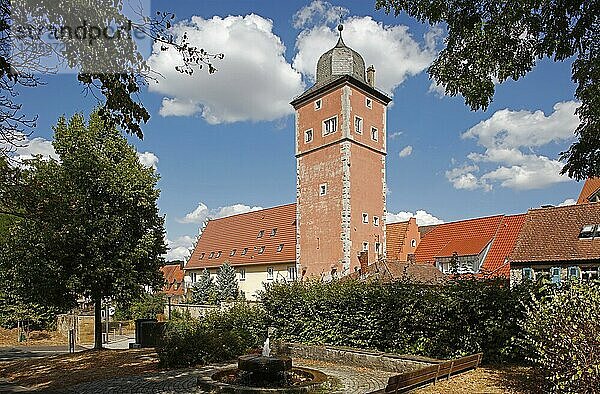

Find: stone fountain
237;336;293;383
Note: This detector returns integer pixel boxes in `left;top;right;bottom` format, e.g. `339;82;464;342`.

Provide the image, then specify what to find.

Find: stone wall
275;342;438;373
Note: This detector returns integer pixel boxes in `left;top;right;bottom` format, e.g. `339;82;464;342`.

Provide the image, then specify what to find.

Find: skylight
257;230;264;238
277;244;284;252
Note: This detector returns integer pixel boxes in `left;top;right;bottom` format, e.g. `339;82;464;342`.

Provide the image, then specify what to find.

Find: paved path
60;360;394;394
0;345;87;362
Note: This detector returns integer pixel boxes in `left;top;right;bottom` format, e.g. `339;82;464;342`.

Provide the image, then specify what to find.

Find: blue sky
12;1;584;260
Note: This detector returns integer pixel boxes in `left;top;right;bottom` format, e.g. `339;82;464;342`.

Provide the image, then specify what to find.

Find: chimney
366;65;375;87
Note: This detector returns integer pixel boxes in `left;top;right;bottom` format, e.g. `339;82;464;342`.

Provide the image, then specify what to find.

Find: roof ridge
204;202;295;222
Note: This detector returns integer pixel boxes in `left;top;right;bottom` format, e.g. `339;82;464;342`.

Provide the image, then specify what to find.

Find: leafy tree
191;268;216;304
215;263;239;302
0;0;222;159
0;111;166;349
375;0;600;179
125;293;166;320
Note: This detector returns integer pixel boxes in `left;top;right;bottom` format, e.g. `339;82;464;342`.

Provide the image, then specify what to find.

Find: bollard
68;329;75;353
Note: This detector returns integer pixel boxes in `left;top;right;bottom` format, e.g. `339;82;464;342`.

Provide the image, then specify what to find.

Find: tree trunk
94;298;103;349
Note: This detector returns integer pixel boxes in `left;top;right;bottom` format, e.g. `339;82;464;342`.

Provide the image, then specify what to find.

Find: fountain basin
238;355;292;380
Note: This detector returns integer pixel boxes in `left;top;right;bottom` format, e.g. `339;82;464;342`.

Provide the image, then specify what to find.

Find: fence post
68;329;75;353
448;360;454;380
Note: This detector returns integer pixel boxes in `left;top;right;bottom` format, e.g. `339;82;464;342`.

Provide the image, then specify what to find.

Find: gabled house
184;204;297;299
160;263;185;303
509;203;600;283
386;217;420;262
577;178;600;204
414;214;526;277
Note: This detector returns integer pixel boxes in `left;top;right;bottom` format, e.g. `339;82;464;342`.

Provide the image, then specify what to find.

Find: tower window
354;116;363;134
371;127;378;141
314;99;322;110
373;216;379;226
322;116;338;136
411;239;417;248
365;98;372;109
319;183;327;196
362;213;369;223
362;242;369;251
375;242;381;254
305;129;313;143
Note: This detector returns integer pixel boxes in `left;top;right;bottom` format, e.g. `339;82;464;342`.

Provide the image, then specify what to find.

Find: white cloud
165;235;196;262
148;14;304;124
447;101;580;191
388;131;403;139
137;151;159;169
293;14;441;94
293;0;348;29
386;210;444;226
399;145;413;158
3;135;58;163
558;198;576;207
178;201;263;224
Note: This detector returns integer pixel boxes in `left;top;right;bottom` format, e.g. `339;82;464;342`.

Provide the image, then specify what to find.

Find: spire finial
336;20;345;47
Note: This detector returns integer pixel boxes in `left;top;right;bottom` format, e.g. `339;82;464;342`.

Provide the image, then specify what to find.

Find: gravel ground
0;329;67;347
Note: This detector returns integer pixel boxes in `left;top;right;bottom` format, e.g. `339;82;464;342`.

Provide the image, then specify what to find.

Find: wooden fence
368;353;483;393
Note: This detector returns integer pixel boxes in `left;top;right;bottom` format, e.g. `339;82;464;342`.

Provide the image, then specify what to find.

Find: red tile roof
415;215;504;264
510;204;600;263
160;264;184;296
386;221;409;261
345;260;447;284
185;203;297;269
435;237;492;258
482;214;526;277
577;178;600;204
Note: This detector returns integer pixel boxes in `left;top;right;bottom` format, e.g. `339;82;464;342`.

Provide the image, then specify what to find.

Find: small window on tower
373;216;379;226
411;239;417;248
362;242;369;251
323;116;337;136
314;99;322;110
366;97;372;109
354;116;363;134
362;213;368;223
371;127;378;141
305;129;313;143
319;183;327;196
375;242;381;254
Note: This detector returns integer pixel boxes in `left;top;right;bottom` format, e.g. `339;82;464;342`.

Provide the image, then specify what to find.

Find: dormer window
271;228;277;236
323;116;337;136
215;251;221;258
579;224;597;239
230;249;236;256
371;127;378;141
257;230;264;238
365;97;372;109
277;243;284;252
354;116;363;134
258;246;265;254
241;248;248;256
305;129;313;143
314;99;322;110
209;252;215;259
200;253;205;260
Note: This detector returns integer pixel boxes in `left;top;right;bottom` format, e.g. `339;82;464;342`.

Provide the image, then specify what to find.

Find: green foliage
0;291;62;330
115;293;166;321
521;281;600;393
261;278;530;363
215;262;239;302
157;302;267;368
191;269;216;304
375;0;600;179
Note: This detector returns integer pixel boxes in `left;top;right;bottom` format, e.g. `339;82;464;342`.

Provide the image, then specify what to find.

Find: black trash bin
133;319;165;348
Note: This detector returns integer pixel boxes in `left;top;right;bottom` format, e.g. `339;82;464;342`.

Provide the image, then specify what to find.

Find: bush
115;293;165;321
157;302;267;367
521;281;600;393
260;278;531;363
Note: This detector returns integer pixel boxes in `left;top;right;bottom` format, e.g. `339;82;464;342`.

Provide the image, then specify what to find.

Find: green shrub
521;281;600;393
260;278;531;363
115;293;165;321
157;302;267;367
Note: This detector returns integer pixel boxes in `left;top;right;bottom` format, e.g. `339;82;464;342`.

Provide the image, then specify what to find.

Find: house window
191;272;197;282
362;242;368;251
241;248;248;256
258;246;265;254
375;242;381;255
209;252;215;259
568;266;581;280
362;213;369;223
365;97;372;109
288;266;297;281
522;267;534;280
200;253;205;260
257;230;264;238
271;228;277;236
411;239;417;248
230;249;236;256
323;116;338;136
267;267;274;280
579;224;596;239
373;216;379;226
277;243;284;252
215;251;221;258
239;268;246;281
371;127;378;141
314;99;322;110
551;267;561;284
354;116;363;134
319;183;327;196
305;129;313;143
